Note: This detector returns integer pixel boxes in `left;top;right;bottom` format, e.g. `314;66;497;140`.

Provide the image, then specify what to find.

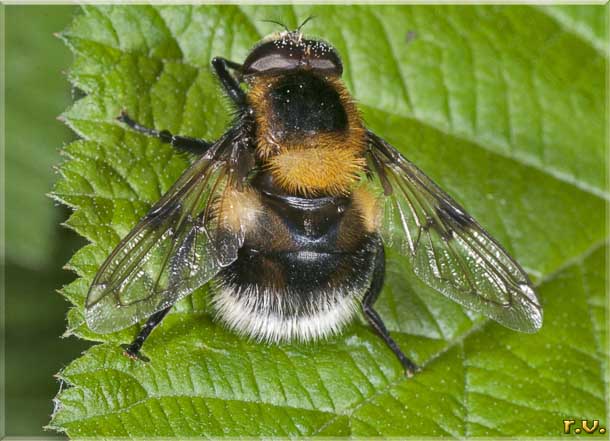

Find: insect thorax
248;72;367;197
268;71;348;134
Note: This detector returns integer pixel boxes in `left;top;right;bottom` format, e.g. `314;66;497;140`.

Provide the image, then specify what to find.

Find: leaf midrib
360;103;609;202
535;5;609;57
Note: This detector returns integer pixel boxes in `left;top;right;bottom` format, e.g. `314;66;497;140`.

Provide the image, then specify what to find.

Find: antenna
260;19;290;33
296;16;315;33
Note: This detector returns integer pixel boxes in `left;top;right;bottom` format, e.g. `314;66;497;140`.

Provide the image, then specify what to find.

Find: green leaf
5;5;76;269
50;5;608;437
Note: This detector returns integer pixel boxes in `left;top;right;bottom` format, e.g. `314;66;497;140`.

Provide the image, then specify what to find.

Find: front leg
362;240;420;377
211;57;247;108
117;111;212;155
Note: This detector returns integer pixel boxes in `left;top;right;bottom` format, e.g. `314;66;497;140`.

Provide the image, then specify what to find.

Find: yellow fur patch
216;187;261;232
268;145;366;196
352;186;380;232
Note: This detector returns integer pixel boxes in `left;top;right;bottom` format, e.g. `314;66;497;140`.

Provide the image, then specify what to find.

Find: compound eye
310;55;342;75
243;41;296;75
246;52;300;74
242;38;344;77
304;41;343;76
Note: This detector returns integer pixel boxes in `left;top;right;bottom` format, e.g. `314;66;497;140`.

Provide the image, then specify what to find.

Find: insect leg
117;111;212;155
121;306;172;361
211;57;247;108
362;240;420;377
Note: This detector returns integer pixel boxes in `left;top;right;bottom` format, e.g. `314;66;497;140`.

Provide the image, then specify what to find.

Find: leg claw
404;361;421;378
121;344;150;362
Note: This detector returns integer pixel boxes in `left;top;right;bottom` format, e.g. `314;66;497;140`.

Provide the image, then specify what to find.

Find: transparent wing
85;134;246;334
367;131;542;332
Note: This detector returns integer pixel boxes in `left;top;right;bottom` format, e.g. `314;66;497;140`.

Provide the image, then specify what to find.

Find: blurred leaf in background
4;5;89;437
6;6;75;268
47;4;608;438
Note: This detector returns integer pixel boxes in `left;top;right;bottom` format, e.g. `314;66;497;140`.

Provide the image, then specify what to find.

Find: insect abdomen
211;183;379;342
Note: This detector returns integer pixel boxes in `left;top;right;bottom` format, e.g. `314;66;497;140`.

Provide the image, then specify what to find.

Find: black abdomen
212;179;378;342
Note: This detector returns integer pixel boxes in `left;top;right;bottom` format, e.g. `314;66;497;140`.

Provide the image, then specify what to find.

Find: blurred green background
4;5;89;436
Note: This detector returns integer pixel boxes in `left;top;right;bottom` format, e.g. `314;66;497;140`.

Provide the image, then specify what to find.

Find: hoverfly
85;21;542;376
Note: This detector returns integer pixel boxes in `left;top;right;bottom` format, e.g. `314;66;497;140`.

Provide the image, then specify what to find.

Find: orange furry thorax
247;74;367;197
266;142;366;197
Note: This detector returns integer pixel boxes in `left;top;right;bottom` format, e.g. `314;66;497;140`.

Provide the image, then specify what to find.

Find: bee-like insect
85;21;542;376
